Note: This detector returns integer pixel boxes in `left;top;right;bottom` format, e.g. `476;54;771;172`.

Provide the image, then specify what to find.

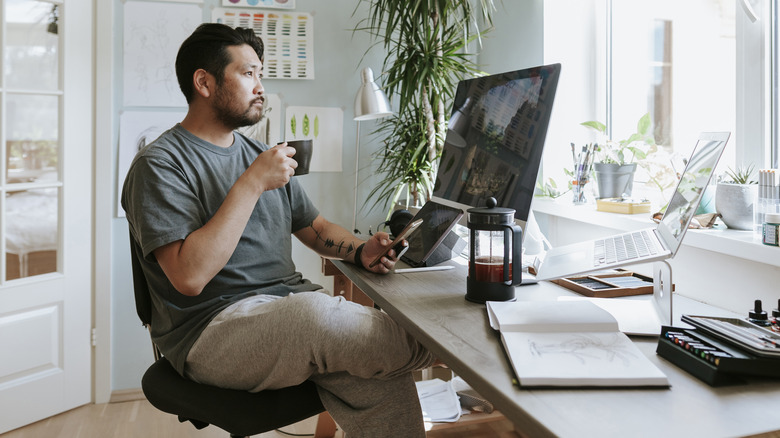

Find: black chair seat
142;357;325;437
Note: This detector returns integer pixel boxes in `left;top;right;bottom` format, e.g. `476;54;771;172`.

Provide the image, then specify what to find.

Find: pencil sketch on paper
528;333;639;366
123;2;201;107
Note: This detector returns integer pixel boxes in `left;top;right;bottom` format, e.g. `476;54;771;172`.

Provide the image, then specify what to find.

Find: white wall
108;0;544;392
478;0;544;74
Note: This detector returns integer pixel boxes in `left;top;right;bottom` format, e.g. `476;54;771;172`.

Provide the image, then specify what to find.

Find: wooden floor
0;400;325;438
1;399;521;438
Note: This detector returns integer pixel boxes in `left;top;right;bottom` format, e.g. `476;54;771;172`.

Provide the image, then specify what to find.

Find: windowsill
532;197;780;268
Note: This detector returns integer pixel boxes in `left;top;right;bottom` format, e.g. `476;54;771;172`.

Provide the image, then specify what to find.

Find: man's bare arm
154;145;295;296
294;215;399;274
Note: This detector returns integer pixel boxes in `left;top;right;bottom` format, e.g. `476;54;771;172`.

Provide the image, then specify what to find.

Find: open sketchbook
557;296;663;336
486;300;669;387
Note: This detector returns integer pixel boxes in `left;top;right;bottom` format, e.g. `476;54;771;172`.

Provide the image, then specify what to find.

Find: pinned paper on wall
117;110;187;217
285;106;343;172
238;93;283;145
213;8;314;80
123;1;201;107
222;0;295;8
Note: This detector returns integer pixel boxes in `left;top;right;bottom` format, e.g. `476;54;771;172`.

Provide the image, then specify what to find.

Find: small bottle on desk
763;213;780;246
749;299;771;327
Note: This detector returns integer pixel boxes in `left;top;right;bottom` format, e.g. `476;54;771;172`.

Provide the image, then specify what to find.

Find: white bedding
5;188;57;255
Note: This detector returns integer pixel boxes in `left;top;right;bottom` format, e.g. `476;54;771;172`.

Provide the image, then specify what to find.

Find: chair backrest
129;231;153;327
129;231;164;360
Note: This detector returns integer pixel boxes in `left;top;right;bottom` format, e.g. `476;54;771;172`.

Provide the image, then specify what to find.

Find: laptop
535;131;730;281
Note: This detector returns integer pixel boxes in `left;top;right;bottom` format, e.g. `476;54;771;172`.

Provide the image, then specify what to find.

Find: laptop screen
660;132;730;250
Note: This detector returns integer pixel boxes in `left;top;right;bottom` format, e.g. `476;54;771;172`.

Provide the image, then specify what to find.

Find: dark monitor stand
412;230;467;268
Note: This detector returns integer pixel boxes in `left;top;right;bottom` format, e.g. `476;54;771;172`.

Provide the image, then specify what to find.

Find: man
122;23;435;437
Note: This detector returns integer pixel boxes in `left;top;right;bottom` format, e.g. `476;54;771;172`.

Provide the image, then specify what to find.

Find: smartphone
367;218;424;268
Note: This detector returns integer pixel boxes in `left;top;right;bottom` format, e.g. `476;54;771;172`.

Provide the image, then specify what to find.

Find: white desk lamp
352;67;392;234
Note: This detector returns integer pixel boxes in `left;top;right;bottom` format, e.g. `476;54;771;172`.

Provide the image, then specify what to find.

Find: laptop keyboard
593;230;660;266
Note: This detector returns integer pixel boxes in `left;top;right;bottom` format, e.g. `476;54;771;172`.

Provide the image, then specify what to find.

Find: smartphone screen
367;218;424;268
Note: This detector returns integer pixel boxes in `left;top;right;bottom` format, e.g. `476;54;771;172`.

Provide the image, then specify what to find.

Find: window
612;0;736;153
650;18;673;147
543;0;767;202
2;0;61;280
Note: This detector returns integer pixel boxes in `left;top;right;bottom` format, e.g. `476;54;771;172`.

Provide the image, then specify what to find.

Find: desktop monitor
432;63;561;231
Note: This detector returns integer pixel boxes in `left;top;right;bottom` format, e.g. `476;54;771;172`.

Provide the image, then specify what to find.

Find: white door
0;0;93;433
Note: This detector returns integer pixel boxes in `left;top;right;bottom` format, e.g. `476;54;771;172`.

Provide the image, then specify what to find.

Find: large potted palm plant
354;0;497;218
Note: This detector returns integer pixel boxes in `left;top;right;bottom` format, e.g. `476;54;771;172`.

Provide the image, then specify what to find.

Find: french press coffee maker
466;197;523;303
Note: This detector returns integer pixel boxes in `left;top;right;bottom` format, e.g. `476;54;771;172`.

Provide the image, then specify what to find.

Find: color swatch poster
213;8;313;79
222;0;295;8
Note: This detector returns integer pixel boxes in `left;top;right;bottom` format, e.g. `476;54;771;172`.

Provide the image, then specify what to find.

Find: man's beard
213;86;264;130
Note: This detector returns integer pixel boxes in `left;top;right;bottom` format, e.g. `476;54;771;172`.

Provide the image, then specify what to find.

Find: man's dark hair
175;23;264;104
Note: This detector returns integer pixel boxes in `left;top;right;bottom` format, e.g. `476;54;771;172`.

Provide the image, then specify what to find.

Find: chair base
142;357;326;437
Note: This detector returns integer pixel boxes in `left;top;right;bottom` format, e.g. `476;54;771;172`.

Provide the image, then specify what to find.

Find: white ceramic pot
715;182;757;230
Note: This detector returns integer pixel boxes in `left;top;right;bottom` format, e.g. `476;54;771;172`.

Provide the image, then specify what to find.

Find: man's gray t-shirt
122;124;321;374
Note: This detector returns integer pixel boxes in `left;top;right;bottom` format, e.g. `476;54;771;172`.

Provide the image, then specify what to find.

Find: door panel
0;0;93;433
0;304;60;382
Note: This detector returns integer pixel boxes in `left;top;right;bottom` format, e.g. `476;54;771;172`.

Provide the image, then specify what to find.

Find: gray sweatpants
184;291;436;437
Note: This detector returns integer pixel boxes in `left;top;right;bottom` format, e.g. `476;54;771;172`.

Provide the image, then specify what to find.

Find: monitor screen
432;64;561;228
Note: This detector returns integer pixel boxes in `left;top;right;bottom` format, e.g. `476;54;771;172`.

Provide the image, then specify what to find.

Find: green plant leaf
581;121;606;133
583;113;655;165
628;146;647;160
302;114;310;137
724;164;757;184
636;112;651;136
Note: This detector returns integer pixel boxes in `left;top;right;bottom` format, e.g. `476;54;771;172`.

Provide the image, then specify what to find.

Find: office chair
130;233;336;438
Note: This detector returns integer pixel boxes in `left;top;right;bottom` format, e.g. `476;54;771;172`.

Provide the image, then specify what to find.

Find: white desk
325;258;780;438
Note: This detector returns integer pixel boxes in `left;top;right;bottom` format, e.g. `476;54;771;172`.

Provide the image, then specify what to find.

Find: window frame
771;0;779;169
736;0;771;170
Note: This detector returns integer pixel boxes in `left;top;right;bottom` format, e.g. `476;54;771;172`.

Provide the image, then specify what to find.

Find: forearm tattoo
307;222;357;257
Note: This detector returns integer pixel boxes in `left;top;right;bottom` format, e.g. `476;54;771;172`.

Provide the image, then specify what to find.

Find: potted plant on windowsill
581;113;655;199
715;164;758;230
